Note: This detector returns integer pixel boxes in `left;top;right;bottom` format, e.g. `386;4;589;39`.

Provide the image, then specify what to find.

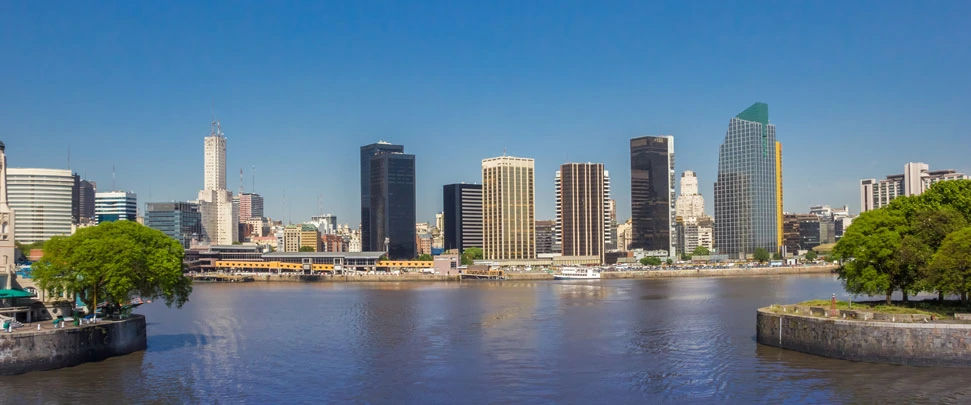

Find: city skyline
3;3;971;226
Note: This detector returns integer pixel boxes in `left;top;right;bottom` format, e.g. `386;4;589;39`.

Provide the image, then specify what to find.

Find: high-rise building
237;192;264;222
606;198;617;250
482;155;535;260
77;179;96;223
370;151;416;259
630;136;675;256
145;202;203;248
443;183;483;252
360;141;405;252
714;103;782;259
860;162;968;212
0;142;16;274
7;168;74;243
535;220;555;255
197;120;238;245
675;170;705;220
674;170;715;256
95;191;137;223
554;163;610;263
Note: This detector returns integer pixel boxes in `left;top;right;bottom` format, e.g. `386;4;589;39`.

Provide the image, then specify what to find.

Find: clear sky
2;1;970;225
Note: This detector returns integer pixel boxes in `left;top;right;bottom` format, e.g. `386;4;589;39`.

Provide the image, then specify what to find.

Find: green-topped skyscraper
714;103;784;259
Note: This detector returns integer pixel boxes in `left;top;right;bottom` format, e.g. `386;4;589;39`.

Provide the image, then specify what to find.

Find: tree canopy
32;221;192;314
929;227;971;304
298;246;315;252
753;248;770;263
640;256;662;266
804;250;817;261
461;247;483;266
834;180;971;305
417;254;433;261
691;246;710;256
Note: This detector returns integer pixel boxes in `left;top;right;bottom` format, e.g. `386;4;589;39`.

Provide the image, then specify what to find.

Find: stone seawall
756;308;971;367
0;315;147;375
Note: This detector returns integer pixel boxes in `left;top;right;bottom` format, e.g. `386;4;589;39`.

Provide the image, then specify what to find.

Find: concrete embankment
0;315;147;375
231;265;835;283
756;308;971;367
604;265;836;279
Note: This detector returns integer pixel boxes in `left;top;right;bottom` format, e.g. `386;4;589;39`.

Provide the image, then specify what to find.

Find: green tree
461;247;483;266
32;221;192;315
772;252;783;261
298;246;316;252
905;207;969;300
665;258;674;266
681;253;691;261
753;248;770;263
917;180;971;222
417;254;433;261
691;246;710;256
833;207;908;304
804;250;818;261
640;256;662;266
928;227;971;305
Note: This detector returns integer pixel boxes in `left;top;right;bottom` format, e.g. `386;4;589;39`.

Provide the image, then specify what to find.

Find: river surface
2;274;970;404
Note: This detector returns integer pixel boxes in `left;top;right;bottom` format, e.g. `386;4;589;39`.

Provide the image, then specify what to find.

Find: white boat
554;267;601;280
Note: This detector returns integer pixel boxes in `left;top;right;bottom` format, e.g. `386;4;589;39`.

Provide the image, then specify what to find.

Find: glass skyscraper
629;136;675;255
145;202;203;248
714;102;783;259
443;183;483;253
360;141;405;252
369;151;416;259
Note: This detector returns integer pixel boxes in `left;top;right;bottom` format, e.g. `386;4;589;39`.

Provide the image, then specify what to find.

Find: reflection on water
1;275;968;403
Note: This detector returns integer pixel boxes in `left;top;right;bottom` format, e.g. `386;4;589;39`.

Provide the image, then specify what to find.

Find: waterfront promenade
195;264;837;283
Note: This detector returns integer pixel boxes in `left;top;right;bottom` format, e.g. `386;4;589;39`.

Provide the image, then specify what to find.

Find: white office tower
675;170;705;220
197;120;238;245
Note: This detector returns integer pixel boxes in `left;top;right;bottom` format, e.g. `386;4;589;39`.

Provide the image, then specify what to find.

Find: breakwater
0;315;147;375
756;307;971;367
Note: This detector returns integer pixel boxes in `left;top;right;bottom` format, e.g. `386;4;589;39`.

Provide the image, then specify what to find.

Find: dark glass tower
360;142;404;252
443;183;483;252
714;102;780;259
370;152;416;259
145;202;203;248
629;136;675;254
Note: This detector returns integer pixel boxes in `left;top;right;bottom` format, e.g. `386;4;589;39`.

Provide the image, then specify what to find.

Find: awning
0;289;33;299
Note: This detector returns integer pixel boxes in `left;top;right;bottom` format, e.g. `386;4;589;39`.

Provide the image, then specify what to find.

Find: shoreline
198;265;837;283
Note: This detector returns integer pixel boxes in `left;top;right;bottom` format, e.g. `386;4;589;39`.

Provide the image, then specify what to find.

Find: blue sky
2;1;970;225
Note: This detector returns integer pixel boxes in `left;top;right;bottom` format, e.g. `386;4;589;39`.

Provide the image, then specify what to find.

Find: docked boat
554;267;601;280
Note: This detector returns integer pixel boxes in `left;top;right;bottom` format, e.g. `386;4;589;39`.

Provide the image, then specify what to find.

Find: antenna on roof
112;164;116;191
503;147;507;156
239;168;244;194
